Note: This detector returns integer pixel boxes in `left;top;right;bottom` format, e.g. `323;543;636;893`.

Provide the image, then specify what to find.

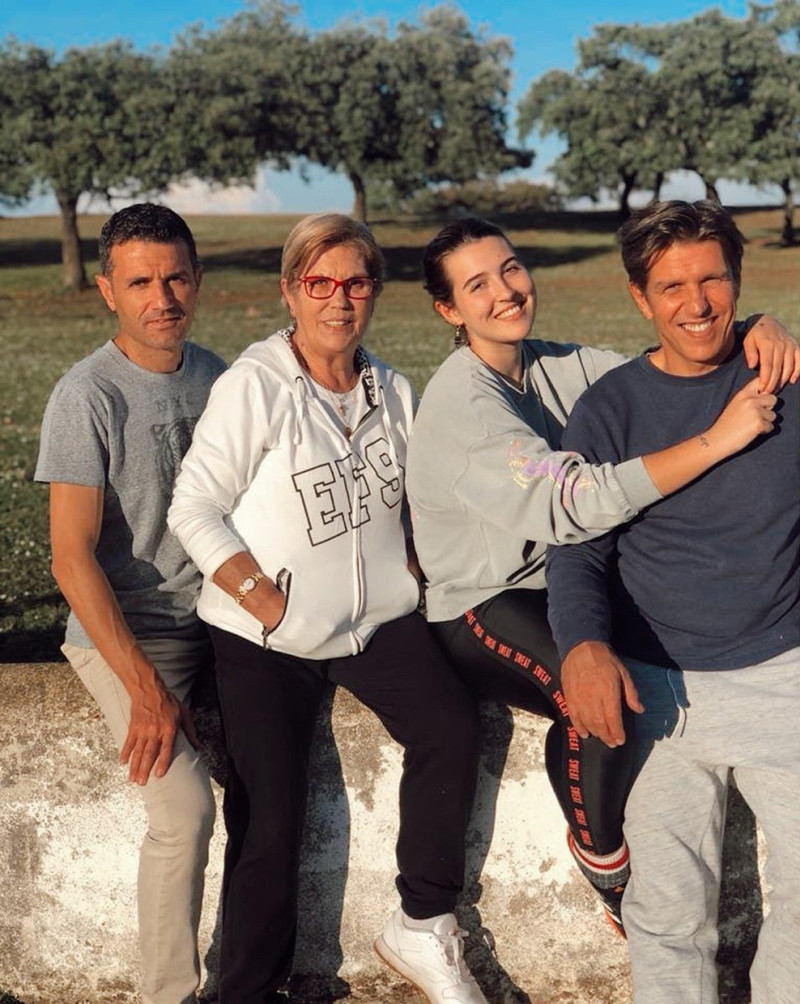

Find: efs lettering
292;436;404;546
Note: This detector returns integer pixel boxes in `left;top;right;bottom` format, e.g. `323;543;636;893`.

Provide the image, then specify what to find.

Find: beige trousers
63;638;216;1004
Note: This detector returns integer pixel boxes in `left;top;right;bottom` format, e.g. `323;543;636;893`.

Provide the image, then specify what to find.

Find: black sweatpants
209;612;480;1004
431;588;635;857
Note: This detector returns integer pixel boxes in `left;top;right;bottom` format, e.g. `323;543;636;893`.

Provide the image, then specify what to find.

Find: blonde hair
280;214;385;296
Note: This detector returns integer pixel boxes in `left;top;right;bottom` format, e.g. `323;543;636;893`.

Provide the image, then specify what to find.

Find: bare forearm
642;377;776;496
49;481;186;782
643;429;735;496
212;551;286;629
52;552;165;700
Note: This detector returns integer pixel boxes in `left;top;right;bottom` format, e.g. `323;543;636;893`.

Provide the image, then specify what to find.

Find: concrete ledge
0;662;764;1003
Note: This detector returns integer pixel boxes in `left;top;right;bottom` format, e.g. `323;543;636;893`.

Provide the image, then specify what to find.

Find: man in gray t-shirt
35;204;225;1004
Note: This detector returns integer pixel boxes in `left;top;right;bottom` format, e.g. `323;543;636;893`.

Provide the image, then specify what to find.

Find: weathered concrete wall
0;662;764;1004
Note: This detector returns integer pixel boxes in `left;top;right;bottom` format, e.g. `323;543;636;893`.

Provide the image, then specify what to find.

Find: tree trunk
56;190;88;290
780;177;796;247
618;171;637;220
649;171;665;203
349;171;367;222
700;175;721;203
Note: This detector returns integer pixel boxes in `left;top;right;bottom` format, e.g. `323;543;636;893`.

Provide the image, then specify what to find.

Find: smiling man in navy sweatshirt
546;200;799;1004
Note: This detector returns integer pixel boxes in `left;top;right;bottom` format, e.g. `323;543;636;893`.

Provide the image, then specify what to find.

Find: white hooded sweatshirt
168;330;420;659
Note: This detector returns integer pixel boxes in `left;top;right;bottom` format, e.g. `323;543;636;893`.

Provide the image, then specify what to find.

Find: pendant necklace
290;334;360;437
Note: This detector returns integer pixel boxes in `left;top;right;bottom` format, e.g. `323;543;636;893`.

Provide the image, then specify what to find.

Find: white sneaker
374;908;489;1004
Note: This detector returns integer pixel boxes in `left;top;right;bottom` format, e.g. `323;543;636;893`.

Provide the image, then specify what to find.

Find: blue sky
2;0;775;215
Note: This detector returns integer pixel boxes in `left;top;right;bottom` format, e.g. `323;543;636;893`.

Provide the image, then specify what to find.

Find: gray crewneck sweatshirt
406;340;662;622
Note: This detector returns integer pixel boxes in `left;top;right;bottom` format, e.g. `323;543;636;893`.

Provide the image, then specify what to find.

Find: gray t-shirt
35;339;226;646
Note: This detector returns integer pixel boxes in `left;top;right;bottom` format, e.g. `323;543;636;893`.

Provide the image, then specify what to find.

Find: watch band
234;571;264;605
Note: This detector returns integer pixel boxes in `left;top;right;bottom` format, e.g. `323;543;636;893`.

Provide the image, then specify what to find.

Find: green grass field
1;207;797;661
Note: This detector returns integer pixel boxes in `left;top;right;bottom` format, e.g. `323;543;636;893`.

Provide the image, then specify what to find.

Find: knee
146;755;216;849
430;689;480;753
418;695;481;773
453;698;481;757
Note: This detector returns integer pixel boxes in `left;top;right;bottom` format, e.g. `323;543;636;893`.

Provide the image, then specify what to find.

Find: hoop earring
453;323;469;348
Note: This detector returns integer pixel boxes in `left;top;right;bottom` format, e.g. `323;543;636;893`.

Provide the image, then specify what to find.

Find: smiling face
281;243;375;364
434;236;536;367
95;239;201;373
629;239;738;377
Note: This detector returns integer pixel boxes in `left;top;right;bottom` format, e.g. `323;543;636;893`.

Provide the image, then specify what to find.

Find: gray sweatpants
63;638;216;1004
622;647;800;1004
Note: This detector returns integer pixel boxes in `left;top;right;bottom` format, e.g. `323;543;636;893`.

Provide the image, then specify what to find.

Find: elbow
165;503;181;543
166;492;192;548
50;549;75;597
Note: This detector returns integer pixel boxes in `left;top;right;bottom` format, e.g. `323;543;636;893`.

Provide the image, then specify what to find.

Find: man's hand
743;315;800;392
122;682;198;785
562;640;644;747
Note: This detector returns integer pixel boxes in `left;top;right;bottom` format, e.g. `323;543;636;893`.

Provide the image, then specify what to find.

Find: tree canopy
518;48;670;218
172;4;531;221
0;40;180;288
164;3;303;190
518;2;800;239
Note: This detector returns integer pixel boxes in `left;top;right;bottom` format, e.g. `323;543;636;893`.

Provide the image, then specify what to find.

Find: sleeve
452;364;660;547
545;395;623;658
34;377;109;488
167;362;275;578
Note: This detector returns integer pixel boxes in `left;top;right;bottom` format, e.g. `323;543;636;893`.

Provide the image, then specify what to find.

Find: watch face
242;576;256;592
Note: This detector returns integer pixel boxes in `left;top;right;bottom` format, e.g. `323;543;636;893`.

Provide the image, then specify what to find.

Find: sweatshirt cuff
192;536;247;580
555;626;613;663
614;456;662;511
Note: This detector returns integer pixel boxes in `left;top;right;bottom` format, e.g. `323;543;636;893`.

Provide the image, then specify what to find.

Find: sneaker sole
374;935;437;1003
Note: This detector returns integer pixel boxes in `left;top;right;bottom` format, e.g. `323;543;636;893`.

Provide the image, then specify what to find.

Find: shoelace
438;927;476;981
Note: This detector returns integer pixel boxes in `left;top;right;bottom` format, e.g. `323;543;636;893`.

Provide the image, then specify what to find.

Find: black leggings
431;588;635;855
209;612;480;1003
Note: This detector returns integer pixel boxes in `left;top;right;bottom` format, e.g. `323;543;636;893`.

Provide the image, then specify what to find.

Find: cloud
162;168;283;215
2;167;285;217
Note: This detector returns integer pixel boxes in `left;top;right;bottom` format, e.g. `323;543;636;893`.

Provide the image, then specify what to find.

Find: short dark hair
422;217;509;305
98;203;199;276
618;200;745;292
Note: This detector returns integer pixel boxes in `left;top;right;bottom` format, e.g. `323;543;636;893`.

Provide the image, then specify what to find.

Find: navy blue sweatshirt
546;343;800;671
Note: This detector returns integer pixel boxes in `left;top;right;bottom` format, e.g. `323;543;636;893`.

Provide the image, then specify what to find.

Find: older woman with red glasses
168;214;487;1004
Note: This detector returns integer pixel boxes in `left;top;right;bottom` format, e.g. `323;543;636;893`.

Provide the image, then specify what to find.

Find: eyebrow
651;270;730;292
462;255;519;290
124;270;191;285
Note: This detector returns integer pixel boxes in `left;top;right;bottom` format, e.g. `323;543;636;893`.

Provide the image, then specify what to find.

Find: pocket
264;567;292;638
264;567;341;656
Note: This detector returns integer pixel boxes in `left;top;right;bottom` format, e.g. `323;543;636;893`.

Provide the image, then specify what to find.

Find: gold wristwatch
234;571;264;604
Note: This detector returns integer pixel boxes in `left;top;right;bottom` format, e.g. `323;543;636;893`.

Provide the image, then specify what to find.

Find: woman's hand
248;579;288;632
742;314;800;392
703;377;777;458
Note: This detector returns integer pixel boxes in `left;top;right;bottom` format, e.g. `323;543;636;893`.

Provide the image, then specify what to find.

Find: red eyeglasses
299;275;377;300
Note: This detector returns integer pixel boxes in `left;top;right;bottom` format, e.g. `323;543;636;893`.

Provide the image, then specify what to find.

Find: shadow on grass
2;204;787;281
201;246;283;273
0;237;97;270
200;240;611;283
